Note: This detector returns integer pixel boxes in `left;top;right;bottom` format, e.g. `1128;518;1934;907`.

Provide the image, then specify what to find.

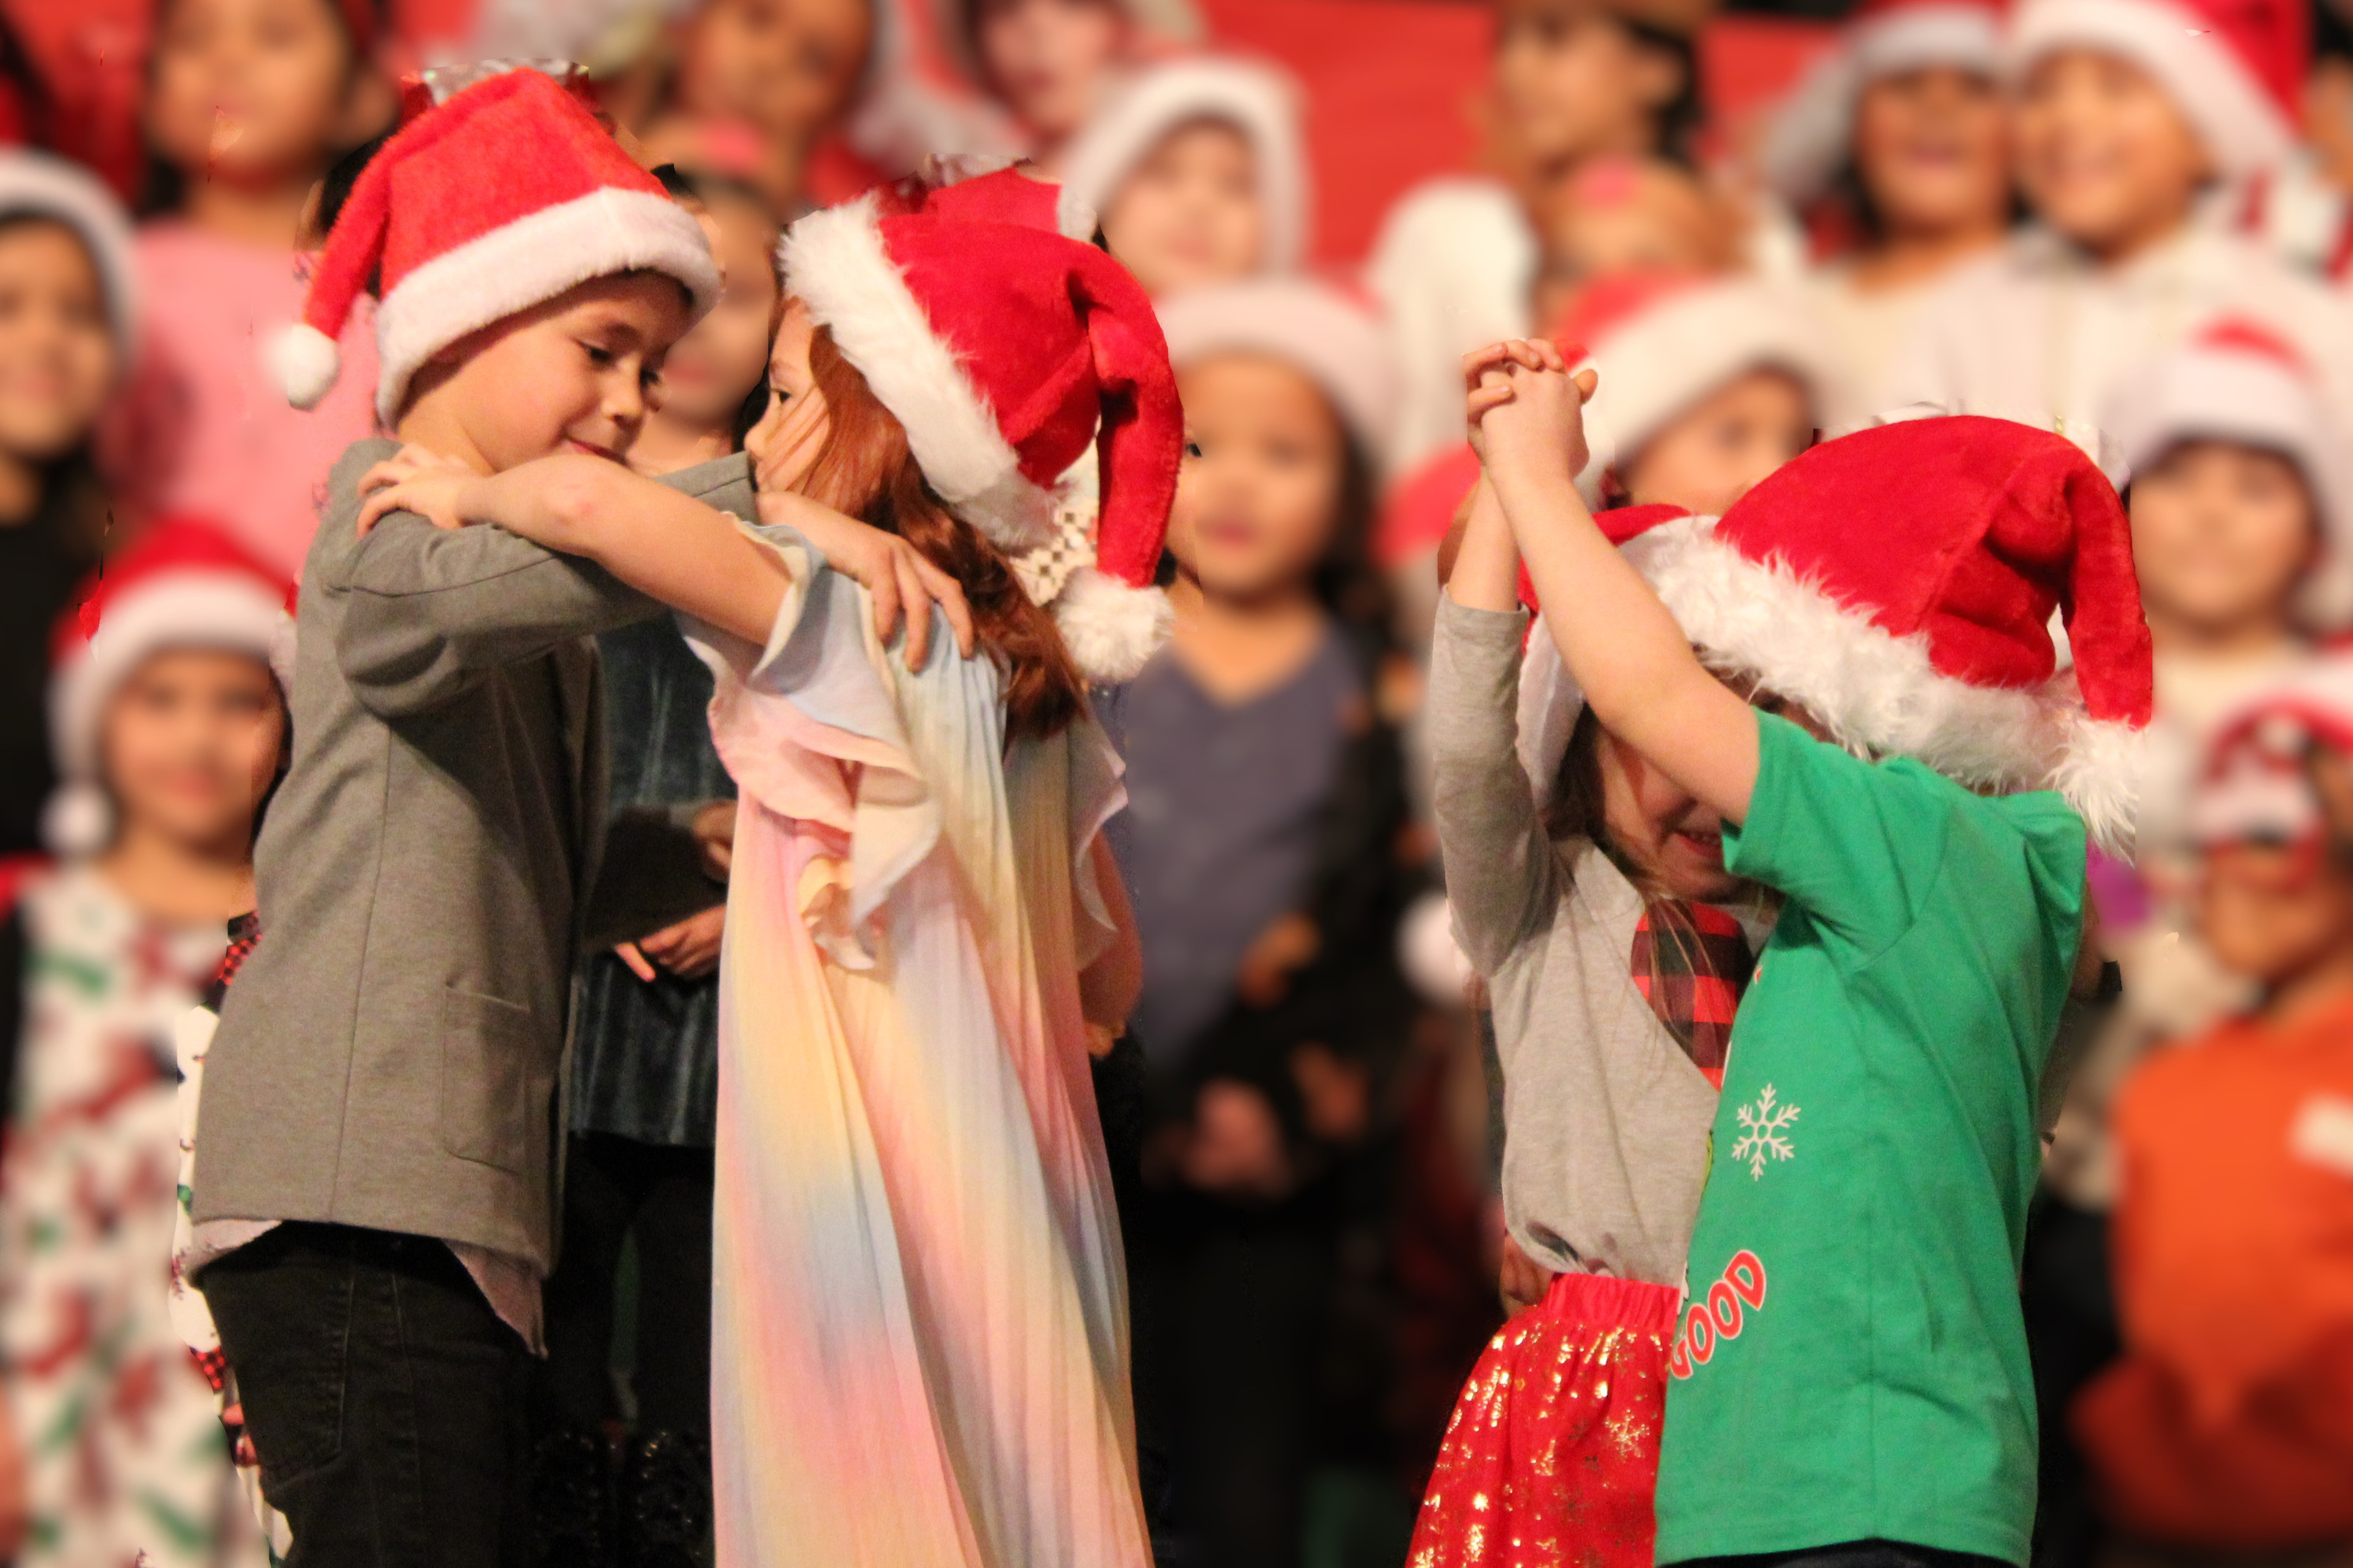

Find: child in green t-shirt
1463;341;2155;1568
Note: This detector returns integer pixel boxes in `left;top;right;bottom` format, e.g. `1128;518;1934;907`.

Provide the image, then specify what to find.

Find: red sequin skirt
1409;1268;1680;1568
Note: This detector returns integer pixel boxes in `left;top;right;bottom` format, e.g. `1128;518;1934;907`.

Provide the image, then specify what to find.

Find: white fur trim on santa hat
1577;284;1841;505
2007;0;2292;178
782;196;1059;553
1057;56;1310;275
1630;517;2144;853
0;150;139;372
1053;565;1172;683
1155;278;1397;455
372;187;720;426
45;573;296;854
2105;346;2353;634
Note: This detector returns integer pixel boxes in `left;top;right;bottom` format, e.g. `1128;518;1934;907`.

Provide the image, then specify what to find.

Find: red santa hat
1563;273;1839;506
44;521;297;855
1056;56;1310;277
880;157;1095;237
779;196;1184;682
271;68;721;427
0;149;139;371
1606;416;2153;851
2104;317;2353;633
1155;277;1397;456
2190;655;2353;846
2006;0;2305;178
1763;0;2005;205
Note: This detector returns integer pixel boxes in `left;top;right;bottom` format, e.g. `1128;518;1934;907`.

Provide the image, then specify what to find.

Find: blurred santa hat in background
44;521;295;855
1057;54;1312;277
2006;0;2306;179
2105;317;2353;635
1760;0;2005;206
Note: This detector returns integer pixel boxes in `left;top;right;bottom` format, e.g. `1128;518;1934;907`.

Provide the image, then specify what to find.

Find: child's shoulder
1765;719;2084;860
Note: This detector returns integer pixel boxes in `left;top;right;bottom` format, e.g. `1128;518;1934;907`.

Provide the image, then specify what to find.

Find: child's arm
1445;472;1519;614
1469;344;1762;823
355;449;975;671
1426;474;1560;972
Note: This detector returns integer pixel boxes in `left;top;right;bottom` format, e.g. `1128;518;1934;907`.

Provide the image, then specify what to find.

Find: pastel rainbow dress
687;536;1151;1568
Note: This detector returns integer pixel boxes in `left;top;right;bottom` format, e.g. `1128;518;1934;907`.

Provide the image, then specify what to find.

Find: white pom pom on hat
270;322;344;412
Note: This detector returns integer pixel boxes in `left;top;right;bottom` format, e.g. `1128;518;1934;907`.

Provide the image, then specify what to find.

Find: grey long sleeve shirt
1428;595;1725;1287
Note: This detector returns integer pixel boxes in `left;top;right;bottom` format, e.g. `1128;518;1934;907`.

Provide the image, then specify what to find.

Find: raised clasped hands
1462;338;1597;493
355;444;485;536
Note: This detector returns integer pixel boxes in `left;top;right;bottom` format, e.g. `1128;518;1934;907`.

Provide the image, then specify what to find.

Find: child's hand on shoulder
355;445;485;537
756;490;977;672
1462;339;1595;491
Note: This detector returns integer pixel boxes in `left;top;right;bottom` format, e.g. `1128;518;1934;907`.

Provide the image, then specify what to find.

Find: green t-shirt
1654;714;2085;1567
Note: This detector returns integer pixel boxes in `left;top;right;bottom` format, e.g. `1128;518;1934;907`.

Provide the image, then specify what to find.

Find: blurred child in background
0;521;292;1568
1409;463;1767;1568
115;0;393;579
1104;277;1414;1568
1759;0;2010;422
1368;0;1714;476
1060;56;1307;298
2108;322;2352;749
1562;275;1829;519
939;0;1200;162
2072;659;2353;1556
1894;0;2353;463
639;0;875;213
530;165;781;1568
1526;153;1733;331
0;154;137;859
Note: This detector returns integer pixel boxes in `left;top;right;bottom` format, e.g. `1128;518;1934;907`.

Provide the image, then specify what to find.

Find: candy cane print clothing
0;866;262;1568
686;536;1150;1568
1654;714;2087;1568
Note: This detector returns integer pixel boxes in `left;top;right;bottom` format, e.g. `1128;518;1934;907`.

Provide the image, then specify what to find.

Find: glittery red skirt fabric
1408;1268;1680;1568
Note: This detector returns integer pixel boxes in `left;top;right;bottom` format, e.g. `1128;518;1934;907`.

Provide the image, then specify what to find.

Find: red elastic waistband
1539;1269;1685;1336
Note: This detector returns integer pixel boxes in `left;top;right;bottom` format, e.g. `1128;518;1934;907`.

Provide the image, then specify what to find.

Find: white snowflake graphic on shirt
1730;1084;1800;1179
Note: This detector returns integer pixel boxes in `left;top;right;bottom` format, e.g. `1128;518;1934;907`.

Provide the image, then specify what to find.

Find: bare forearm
1488;464;1758;819
1445;476;1523;614
466;457;789;645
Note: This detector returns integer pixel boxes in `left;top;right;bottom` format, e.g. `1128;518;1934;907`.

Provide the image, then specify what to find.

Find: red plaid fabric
202;912;260;1011
1630;901;1753;1089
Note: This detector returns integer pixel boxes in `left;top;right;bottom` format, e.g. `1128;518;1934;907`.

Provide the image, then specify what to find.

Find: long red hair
799;327;1087;743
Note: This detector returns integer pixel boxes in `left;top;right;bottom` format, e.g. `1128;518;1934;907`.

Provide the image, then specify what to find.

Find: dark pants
203;1221;533;1568
535;1132;714;1434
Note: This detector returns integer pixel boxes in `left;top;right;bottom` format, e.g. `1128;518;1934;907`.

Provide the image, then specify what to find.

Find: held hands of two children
1462;339;1597;491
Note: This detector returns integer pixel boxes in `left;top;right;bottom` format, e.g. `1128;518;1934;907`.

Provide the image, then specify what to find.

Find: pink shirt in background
107;222;381;582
